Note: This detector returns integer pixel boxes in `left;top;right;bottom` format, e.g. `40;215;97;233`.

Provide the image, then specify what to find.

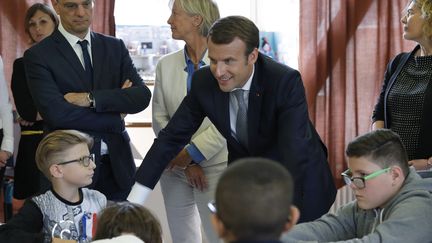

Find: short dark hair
215;157;294;240
208;15;259;56
346;129;409;176
24;3;59;43
94;202;162;243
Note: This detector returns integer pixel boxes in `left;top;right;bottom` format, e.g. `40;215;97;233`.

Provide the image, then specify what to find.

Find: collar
183;46;207;69
58;21;92;47
232;65;254;92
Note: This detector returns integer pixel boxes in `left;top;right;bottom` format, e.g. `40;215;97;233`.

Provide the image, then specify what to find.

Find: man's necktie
77;40;93;83
233;89;248;148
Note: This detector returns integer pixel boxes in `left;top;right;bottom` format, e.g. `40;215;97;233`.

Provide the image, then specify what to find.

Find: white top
0;56;14;153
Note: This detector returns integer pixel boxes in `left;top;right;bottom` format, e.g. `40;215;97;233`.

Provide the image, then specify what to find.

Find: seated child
0;130;106;243
93;201;162;243
282;129;432;242
210;157;299;243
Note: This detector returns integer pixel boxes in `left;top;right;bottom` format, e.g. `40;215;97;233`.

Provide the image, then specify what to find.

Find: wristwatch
87;92;95;108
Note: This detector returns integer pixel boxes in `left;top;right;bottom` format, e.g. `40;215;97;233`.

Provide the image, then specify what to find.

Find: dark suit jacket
24;30;151;190
136;54;336;222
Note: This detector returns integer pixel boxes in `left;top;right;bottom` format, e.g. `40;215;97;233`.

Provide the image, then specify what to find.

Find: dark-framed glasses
341;167;391;189
57;154;95;167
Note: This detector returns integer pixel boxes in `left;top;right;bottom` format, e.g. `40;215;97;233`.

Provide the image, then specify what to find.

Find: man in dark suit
128;16;335;222
24;0;151;200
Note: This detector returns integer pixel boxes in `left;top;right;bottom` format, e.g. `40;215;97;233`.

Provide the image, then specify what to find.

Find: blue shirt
183;47;207;163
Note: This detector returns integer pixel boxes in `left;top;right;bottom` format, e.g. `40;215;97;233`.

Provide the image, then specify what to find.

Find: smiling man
24;0;151;201
129;15;336;222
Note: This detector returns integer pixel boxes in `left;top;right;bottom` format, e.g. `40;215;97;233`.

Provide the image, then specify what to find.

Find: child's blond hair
35;130;93;180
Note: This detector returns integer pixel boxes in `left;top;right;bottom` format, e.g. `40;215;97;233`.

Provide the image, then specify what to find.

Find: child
0;130;106;243
282;129;432;242
210;157;299;243
93;201;162;243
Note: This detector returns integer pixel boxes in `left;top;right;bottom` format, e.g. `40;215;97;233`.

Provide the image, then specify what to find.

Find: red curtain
300;0;415;187
0;0;115;97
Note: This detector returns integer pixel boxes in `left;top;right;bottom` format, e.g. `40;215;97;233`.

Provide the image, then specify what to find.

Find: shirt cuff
127;182;152;204
186;143;206;164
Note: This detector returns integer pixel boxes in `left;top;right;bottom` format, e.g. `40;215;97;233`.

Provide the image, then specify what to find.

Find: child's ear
49;164;64;178
284;206;300;232
391;166;404;184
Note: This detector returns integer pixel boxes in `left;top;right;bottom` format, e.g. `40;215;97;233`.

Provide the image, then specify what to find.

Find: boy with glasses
282;129;432;242
0;130;106;243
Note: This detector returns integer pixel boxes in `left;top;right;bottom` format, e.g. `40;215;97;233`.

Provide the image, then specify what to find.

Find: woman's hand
185;164;208;191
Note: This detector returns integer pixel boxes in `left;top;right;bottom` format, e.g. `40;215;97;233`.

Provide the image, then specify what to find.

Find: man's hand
122;79;132;89
167;148;192;170
0;150;12;168
120;79;133;119
185;164;208;191
64;92;90;107
16;117;34;126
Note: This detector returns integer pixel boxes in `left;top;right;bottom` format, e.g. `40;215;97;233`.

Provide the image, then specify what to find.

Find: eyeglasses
60;0;93;12
57;154;95;167
341;167;391;189
207;200;217;214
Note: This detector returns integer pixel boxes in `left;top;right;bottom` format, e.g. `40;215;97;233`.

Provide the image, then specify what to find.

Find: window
114;0;299;82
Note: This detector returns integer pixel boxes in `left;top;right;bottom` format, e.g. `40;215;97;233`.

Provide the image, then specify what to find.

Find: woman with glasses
372;0;432;171
282;129;432;242
11;3;58;199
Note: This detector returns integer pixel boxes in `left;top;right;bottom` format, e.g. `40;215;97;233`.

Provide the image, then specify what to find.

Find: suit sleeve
152;59;170;136
152;58;226;163
11;58;38;122
136;90;206;188
0;200;44;243
371;53;405;123
24;46;125;134
92;39;151;115
189;123;226;162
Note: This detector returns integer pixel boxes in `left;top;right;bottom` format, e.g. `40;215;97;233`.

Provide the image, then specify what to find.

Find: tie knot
233;89;244;102
78;40;88;49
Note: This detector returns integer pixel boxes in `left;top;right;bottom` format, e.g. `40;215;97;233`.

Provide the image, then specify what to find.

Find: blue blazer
24;30;151;190
136;54;336;222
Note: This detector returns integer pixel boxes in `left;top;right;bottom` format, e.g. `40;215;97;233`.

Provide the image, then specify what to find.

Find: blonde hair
169;0;220;37
35;130;93;180
412;0;432;38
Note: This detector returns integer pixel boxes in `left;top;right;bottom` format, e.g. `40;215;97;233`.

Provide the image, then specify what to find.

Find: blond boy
0;130;106;243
